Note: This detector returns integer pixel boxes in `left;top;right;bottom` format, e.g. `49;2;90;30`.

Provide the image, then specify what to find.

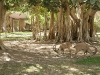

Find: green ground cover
0;32;32;40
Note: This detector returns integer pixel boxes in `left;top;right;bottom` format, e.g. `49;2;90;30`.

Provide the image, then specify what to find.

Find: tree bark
31;15;36;39
0;1;10;50
35;6;41;41
0;1;6;32
57;7;64;42
89;10;97;40
43;12;48;40
89;10;97;37
48;12;55;40
83;7;92;41
65;3;72;41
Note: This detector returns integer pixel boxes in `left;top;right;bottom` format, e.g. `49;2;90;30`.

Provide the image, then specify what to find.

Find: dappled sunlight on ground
0;40;100;75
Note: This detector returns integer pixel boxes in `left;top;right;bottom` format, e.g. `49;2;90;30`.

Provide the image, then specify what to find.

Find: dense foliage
0;0;100;42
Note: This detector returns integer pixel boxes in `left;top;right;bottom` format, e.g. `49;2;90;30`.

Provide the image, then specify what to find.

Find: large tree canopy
0;0;100;43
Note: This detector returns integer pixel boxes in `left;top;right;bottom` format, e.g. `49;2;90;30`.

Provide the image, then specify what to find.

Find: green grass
98;34;100;39
1;32;100;41
1;58;100;75
0;62;78;75
0;63;38;75
0;32;32;40
74;56;100;75
75;56;100;66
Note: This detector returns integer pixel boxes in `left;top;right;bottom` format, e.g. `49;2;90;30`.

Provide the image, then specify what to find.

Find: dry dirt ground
0;40;100;75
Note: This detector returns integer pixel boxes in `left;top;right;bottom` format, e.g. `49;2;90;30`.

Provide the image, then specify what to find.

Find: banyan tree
46;0;100;42
0;0;100;50
29;0;100;42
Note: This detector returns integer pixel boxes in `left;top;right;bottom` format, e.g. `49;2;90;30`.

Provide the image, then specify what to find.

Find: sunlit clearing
61;65;69;69
3;56;11;61
36;64;43;69
88;69;93;71
25;64;42;73
61;65;79;72
35;45;53;50
35;46;44;50
69;67;79;72
25;66;40;72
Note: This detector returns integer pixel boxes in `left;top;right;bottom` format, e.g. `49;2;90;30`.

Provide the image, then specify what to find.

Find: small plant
75;56;100;66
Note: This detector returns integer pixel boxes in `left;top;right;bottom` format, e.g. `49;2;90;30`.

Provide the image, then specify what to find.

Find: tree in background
0;0;100;50
0;0;29;50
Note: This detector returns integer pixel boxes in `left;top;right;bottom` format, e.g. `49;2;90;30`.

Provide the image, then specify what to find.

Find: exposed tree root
0;39;10;50
0;39;22;52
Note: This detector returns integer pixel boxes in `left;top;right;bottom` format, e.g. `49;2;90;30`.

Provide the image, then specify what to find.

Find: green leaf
71;0;78;5
90;0;97;4
97;2;100;8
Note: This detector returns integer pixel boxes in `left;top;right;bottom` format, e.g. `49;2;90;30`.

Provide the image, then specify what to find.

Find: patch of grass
0;58;100;75
75;56;100;66
0;32;32;41
0;63;38;75
2;36;32;41
98;34;100;39
0;62;75;75
10;32;32;34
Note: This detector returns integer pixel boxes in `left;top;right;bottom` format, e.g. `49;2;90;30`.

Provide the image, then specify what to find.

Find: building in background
9;13;26;32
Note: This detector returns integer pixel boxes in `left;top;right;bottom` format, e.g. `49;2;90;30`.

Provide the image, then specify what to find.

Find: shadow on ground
0;40;100;75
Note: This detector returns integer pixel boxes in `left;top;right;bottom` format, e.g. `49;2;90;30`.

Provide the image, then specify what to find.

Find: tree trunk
35;6;41;41
57;7;64;42
6;13;11;33
48;12;55;40
89;10;97;40
31;15;36;39
43;12;48;40
0;1;9;50
0;1;6;32
65;3;72;41
82;7;92;41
